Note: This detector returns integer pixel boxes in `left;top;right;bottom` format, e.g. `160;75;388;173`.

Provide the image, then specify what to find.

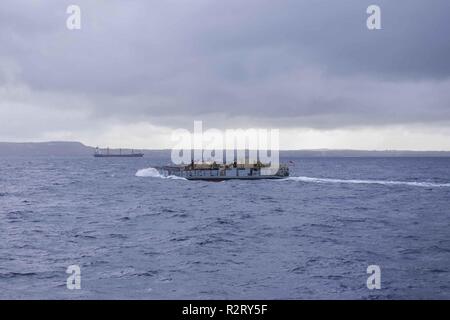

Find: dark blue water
1;156;449;299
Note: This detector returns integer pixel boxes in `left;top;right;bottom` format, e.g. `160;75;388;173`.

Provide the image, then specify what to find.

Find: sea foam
284;176;450;188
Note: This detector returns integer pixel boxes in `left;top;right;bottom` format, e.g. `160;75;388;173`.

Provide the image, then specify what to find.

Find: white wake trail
285;176;450;188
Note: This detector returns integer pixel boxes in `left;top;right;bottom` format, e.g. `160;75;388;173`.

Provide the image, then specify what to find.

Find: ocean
0;156;449;299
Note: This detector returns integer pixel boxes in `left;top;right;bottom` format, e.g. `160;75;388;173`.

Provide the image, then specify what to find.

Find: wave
284;176;450;188
135;167;187;180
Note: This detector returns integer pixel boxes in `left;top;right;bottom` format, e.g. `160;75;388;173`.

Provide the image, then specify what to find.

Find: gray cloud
0;0;449;146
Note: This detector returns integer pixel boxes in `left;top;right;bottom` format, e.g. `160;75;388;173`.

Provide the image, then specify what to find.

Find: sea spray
135;167;162;178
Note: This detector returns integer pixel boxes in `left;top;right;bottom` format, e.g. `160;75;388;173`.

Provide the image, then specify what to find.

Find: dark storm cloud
0;0;450;133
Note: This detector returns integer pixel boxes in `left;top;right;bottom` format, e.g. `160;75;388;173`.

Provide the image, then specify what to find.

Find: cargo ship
94;147;144;158
155;161;289;181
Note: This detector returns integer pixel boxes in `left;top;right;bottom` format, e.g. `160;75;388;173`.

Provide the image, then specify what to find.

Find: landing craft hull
185;175;287;181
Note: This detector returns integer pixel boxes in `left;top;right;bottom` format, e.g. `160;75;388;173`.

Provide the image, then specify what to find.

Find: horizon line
2;140;450;153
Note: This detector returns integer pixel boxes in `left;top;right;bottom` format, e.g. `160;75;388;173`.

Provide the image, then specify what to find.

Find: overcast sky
1;0;449;150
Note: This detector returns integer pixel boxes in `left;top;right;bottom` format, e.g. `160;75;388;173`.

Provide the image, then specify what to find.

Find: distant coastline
1;141;450;157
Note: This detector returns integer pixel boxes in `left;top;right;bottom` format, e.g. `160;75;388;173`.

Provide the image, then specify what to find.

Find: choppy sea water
0;156;449;299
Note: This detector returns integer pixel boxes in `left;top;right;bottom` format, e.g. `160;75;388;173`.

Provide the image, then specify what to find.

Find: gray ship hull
185;175;287;181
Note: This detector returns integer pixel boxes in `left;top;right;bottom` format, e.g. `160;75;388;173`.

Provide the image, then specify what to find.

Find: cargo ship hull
94;153;144;158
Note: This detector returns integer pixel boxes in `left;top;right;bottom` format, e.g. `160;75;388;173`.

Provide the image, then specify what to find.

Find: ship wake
135;167;187;180
284;176;450;188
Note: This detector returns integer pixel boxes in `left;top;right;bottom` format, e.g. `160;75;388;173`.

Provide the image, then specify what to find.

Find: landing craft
155;160;289;181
